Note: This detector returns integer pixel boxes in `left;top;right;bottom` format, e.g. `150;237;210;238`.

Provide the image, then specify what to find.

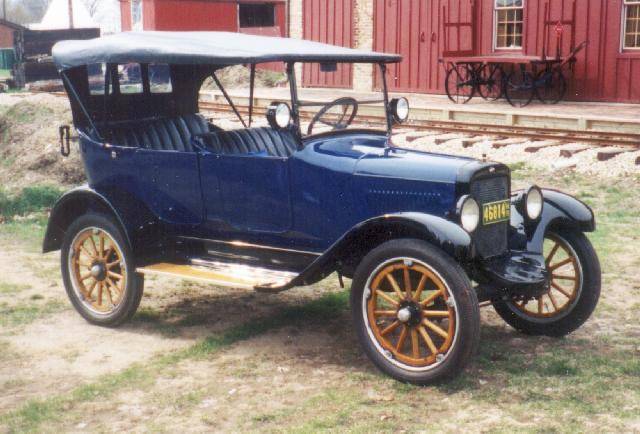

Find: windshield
198;62;392;137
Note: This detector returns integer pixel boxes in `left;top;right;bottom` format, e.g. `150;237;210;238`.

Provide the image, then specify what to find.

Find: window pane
496;0;523;8
496;5;523;48
119;63;143;94
239;4;275;27
149;64;172;93
625;4;640;48
88;63;108;95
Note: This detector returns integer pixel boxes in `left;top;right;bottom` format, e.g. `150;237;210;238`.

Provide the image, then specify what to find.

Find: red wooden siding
475;0;640;102
302;0;353;88
373;0;473;94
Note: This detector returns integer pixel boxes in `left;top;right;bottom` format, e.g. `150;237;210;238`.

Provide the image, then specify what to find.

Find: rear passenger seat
108;113;299;157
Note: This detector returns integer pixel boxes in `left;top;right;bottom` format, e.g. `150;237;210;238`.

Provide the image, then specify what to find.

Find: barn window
495;0;524;49
239;3;275;27
623;0;640;49
131;0;143;31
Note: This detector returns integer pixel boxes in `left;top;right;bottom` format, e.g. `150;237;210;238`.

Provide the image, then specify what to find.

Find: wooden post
68;0;74;29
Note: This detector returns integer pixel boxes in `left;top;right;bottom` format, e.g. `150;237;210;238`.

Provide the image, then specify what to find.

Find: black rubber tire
478;64;504;101
492;229;601;337
350;239;480;385
61;213;144;327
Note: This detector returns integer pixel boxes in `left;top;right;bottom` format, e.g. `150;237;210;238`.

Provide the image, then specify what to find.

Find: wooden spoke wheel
512;233;581;319
364;258;458;369
492;229;601;337
69;227;128;314
61;213;143;327
351;239;479;384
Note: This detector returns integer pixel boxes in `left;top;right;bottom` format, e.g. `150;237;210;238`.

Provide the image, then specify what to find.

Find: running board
136;260;298;292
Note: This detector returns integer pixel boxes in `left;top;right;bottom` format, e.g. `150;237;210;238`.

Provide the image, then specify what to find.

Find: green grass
0;282;31;294
0;300;66;328
0;69;10;79
0;291;349;432
0;185;63;220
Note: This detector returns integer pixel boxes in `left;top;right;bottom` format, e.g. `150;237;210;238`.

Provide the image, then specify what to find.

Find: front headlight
266;101;292;130
457;195;480;233
525;185;543;220
389;97;409;123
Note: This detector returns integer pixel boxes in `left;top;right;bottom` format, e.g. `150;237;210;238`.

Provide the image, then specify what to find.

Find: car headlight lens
390;97;409;123
458;195;480;233
266;101;291;129
525;185;543;220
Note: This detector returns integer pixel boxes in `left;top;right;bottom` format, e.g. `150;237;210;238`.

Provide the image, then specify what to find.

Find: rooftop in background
52;31;402;71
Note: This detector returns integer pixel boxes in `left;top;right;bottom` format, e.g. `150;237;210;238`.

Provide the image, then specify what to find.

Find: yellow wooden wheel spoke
551;281;572;298
537;296;544;314
85;280;98;299
410;329;420;358
96;282;103;306
374;310;397;317
545;242;561;266
403;266;412;298
413;274;428;301
99;233;105;258
418;326;438;355
380;320;401;337
395;326;408;352
423;310;450;318
420;288;444;307
108;270;123;280
552;274;576;281
375;290;400;307
385;274;405;300
549;257;573;271
547;291;559;310
422;318;449;339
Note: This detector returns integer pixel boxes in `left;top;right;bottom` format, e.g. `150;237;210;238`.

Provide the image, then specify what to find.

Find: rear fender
509;189;595;254
43;186;158;254
291;212;471;286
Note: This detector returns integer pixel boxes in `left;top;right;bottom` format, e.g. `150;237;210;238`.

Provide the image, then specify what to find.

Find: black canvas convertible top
52;31;401;71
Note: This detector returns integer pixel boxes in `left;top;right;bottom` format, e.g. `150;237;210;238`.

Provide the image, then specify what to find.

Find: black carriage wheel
445;64;475;104
477;64;504;101
504;67;535;108
535;69;567;104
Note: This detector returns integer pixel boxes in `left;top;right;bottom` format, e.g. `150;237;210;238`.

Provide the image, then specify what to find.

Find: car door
199;151;292;234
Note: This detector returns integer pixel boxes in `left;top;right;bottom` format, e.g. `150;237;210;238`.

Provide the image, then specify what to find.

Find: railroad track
199;101;640;149
47;91;640;150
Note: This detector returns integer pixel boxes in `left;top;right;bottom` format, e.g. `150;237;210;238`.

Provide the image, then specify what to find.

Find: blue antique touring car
44;32;600;384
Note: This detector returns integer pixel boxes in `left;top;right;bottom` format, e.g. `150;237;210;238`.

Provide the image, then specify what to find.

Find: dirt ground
0;93;639;432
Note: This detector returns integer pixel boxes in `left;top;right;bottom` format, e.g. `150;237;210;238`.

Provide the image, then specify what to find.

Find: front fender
509;189;595;254
43;185;158;254
290;212;472;286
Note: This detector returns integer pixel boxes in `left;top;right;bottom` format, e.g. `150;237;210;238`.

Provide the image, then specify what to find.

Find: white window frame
493;0;525;50
622;0;640;50
131;0;143;31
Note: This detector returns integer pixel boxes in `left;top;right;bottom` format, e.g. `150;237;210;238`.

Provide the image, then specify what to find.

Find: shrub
0;185;63;220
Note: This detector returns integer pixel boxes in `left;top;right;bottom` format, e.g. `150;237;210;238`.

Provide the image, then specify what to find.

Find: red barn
0;18;25;49
120;0;640;103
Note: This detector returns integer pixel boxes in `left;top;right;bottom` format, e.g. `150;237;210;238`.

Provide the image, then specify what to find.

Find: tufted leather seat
202;127;298;157
110;113;210;152
108;113;298;157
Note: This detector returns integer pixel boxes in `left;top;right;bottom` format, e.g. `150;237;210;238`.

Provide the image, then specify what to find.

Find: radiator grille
471;176;509;258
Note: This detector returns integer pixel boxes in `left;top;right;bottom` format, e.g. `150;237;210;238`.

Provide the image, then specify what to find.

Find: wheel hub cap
90;263;106;281
397;307;411;323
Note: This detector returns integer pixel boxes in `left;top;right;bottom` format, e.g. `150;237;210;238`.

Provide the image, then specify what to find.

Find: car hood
353;145;477;184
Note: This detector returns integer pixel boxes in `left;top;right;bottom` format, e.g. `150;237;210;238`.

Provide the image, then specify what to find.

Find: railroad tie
597;148;633;162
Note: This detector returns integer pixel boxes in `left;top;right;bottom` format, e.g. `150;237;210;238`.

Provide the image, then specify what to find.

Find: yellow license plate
482;199;511;225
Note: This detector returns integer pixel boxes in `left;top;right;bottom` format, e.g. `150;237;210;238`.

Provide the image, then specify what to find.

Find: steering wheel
307;97;358;135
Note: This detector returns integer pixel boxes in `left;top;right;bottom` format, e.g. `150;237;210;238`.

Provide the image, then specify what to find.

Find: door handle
59;125;70;156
